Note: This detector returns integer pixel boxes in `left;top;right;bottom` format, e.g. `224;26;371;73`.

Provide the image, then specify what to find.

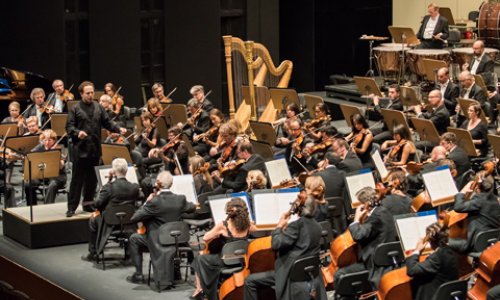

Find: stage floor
4;202;91;224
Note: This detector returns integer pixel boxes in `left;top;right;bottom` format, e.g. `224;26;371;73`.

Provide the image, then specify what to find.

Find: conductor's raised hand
78;130;88;139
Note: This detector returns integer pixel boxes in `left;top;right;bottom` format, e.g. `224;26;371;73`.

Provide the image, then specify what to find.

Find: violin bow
165;87;177;100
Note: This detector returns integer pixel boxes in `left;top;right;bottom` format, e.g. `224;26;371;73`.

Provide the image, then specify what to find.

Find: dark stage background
0;0;391;114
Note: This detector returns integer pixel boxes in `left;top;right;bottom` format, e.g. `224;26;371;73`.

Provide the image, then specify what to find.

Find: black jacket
337;151;363;173
448;146;471;175
461;83;487;106
443;82;460;115
317;166;345;198
95;177;141;211
419;104;450;135
222;154;266;192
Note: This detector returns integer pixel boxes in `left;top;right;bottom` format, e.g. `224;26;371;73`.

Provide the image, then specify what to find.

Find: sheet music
171;174;198;204
395;212;437;253
253;190;299;225
371;150;388;179
209;194;252;224
345;170;376;208
265;158;292;186
422;166;458;204
96;165;139;187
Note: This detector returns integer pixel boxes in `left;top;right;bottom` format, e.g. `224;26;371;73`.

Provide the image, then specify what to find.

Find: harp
223;36;293;131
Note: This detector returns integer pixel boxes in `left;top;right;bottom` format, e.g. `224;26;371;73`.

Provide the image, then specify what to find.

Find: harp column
223;35;236;119
245;40;257;121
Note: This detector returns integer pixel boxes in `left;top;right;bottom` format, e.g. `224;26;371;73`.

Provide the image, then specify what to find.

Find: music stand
411;118;441;145
457;98;488;124
101;143;132;164
303;94;324;117
340;104;364;127
181;133;196;157
0;123;18;139
66;100;79;112
447;127;478;157
353;76;383;97
269;88;300;111
50;113;68;137
473;74;489;96
155;117;169;140
487;134;500;159
164;104;187;128
422;59;448;82
5;135;40;156
257;87;276;123
388;26;420;45
93;90;104;101
380;109;413;141
249;121;277;146
439;7;455;26
400;86;422;108
23;150;61;222
133;116;142;132
250;139;274;162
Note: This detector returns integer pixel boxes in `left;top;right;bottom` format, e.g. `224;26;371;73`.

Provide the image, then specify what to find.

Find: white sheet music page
395;212;437;254
171;174;198;204
371;150;388;179
209;198;232;225
422;166;458;205
345;169;376;208
275;190;300;223
253;193;281;225
265;158;292;186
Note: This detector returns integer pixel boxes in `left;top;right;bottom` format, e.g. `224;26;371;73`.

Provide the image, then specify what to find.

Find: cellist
448;175;500;254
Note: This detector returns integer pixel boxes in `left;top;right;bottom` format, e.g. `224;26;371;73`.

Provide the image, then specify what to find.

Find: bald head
431;145;447;161
472;40;485;57
428;89;443;107
437;67;450;84
459;71;474;88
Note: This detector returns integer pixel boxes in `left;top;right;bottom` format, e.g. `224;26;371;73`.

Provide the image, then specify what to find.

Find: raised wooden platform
2;203;91;248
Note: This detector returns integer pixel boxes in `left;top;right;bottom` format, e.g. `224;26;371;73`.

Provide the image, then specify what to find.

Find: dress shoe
126;273;145;284
66;210;75;217
81;253;97;262
189;289;205;300
82;205;95;213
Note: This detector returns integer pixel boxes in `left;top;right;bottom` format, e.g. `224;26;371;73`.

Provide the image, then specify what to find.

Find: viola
386;139;407;163
302;137;334;157
61;89;75;102
193;125;219;142
160;133;182;153
219;159;246;175
304;115;331;132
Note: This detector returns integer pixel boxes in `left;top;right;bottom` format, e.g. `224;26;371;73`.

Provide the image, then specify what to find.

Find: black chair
148;221;192;286
456;169;474;190
182;191;218;250
289;256;320;297
431;279;468;300
319;221;334;252
372;242;405;269
99;204;136;270
469;229;500;263
468;11;479;22
219;240;249;277
325;196;347;235
335;270;372;300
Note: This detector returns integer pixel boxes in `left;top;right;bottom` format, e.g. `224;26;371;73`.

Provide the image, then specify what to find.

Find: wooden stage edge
2;203;90;249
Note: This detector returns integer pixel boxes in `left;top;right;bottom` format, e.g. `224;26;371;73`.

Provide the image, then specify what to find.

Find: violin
286;190;307;217
292;133;304;158
193;125;219;143
61;89;75;102
219;139;237;164
160;133;182;153
219;159;246;176
304;115;331;132
302;137;334;157
111;86;123;106
386;139;407;163
38;103;55;114
271;178;299;189
349;128;366;149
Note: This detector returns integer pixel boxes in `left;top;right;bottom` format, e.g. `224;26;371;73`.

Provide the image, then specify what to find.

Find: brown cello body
468;242;500;300
376;267;413;300
321;230;358;288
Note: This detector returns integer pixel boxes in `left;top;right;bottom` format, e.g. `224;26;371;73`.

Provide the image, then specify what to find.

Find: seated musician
416;3;449;49
487;86;499;126
189;155;213;195
104;82;125;123
273;102;302;137
152;83;171;104
190;85;214;113
127;171;195;291
332;138;363;173
413;89;450;151
304;102;330;142
243;195;327;300
379;168;412;216
2;101;26;135
345;113;373;169
439;132;471;175
462;40;495;86
46;79;71;113
406;222;458;300
24;129;67;206
448;175;500;254
82;158;142;262
246;169;268;192
381;124;416;166
334;187;396;288
437;67;460;116
23;88;50;129
301;125;338;169
304;175;328;222
457;71;489;127
407;145;447;192
371;84;403;144
316;152;346;198
23;116;41;136
193;108;224;158
192;197;256;300
212;139;266;193
461;103;489;157
99;94;117;121
283;119;308;175
132;111;161;179
182;98;210;139
150;126;189;175
146;97;163;117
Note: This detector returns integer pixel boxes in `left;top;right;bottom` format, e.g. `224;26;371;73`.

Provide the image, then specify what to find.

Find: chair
431;279;467;300
289;256;320;297
182;191;217;250
468;11;479;22
456;169;474;190
319;221;334;253
372;242;405;269
219;240;249;277
325;196;347;234
99;204;136;270
335;270;372;300
447;29;461;47
469;229;500;263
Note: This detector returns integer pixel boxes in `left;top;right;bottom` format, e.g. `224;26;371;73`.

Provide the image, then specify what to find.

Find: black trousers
244;271;275;300
67;156;99;211
129;233;149;275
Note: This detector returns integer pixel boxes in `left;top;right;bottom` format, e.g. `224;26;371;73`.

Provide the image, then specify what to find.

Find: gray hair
112;158;128;176
300;195;317;217
190;85;204;95
355;187;378;204
157;171;173;189
99;94;112;103
30;87;45;100
187;98;198;108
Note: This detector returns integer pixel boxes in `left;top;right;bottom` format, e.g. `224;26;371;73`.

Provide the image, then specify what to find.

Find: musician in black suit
458;71;490;123
212;140;266;193
190;85;214;113
413;89;450;151
334;187;396;288
82;158;142;262
462;40;495;85
439;132;471;175
46;79;69;113
437;67;460;115
127;171;196;291
65;81;127;217
416;3;449;49
380;169;412;216
23;87;50;129
372;85;404;144
316;152;346;198
244;195;327;300
332;139;363;173
183;98;210;139
449;176;500;254
406;222;458;300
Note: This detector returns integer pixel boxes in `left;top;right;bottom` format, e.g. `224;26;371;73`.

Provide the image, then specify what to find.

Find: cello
468;241;500;300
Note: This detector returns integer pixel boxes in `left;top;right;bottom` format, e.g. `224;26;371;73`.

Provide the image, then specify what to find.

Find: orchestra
2;4;500;299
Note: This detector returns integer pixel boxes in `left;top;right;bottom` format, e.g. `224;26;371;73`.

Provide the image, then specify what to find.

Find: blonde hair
41;129;57;140
247;170;267;190
305;175;326;200
8;101;20;111
189;155;213;189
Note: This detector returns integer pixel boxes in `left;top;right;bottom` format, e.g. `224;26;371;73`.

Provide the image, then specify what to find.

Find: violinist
413;89;450;151
182;98;210;139
190;155;213;195
46;79;71;113
190;84;214;113
345;113;373;168
448;175;500;254
316;152;346;198
132;111;160;178
381;124;416;166
304;175;328;222
284;119;307;175
379;168;412;216
99;94;117;121
208;122;239;167
151;126;189;175
145;97;163;117
2;101;26;135
24;129;67;205
192;197;256;300
244;195;327;300
246;169;268;192
304;102;330;141
406;145;447;192
212;139;266;193
331;138;363;173
406;222;458;300
193;108;224;158
301;125;338;168
461;103;489;157
334;186;396;288
23;87;50;128
152;83;172;104
82;158;142;263
24;116;42;136
104;82;126;125
371;84;403;144
273;102;302;136
439;132;471;175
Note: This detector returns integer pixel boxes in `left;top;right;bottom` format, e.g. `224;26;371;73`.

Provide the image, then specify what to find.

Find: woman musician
131;111;160;179
273;102;302;135
145;97;163;117
461;103;489;157
304;103;330;142
2;101;26;136
381;124;416;166
208;122;239;168
193;109;224;158
345;114;373;169
149;126;189;175
190;155;214;195
379;168;412;216
182;98;210;139
104;82;126;126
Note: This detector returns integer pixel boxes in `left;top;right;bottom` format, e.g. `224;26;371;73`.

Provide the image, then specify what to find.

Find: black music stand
447;127;479;157
181;133;196;157
439;7;455;25
303;94;324;118
133;116;142;132
380;109;413;141
457;98;488;124
487;134;500;159
50;113;68;137
23;150;61;222
249;121;277;146
473;74;489;96
250;139;274;162
101;143;132;165
411;118;441;145
339;104;363;128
